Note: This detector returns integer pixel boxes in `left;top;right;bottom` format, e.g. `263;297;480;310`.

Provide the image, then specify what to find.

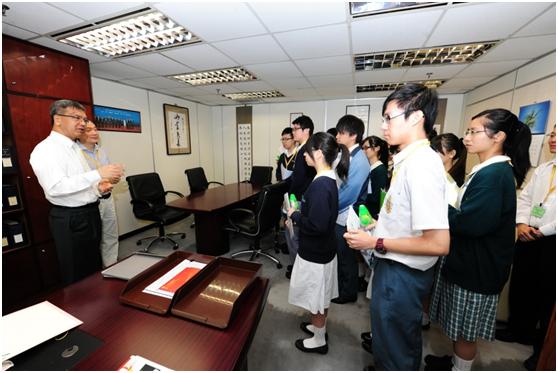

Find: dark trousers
49;202;102;285
371;258;435;370
335;224;358;300
508;234;556;354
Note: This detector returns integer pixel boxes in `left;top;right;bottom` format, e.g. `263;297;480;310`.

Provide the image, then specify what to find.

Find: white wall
91;78;215;235
212;94;465;183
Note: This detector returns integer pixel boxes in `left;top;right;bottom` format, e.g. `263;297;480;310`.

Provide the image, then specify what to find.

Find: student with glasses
275;127;297;182
30;99;124;285
496;125;555;371
426;109;532;371
344;83;450;370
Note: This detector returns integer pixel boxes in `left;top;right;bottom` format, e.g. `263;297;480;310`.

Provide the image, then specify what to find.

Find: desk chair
185;167;224;228
243;166;273;186
127;172;189;252
224;182;285;269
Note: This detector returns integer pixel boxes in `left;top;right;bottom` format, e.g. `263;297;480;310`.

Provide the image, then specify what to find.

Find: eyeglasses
381;111;405;125
464;128;487;136
281;137;294;141
362;145;372;150
56;113;90;124
546;132;556;138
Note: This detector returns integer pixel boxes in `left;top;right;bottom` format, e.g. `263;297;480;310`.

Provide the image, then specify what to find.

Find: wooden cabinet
2;35;93;313
2;35;92;102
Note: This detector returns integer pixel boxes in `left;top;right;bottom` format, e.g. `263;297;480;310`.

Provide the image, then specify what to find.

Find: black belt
100;193;111;199
51;201;100;210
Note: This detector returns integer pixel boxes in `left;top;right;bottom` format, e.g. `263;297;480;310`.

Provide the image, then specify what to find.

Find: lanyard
283;148;297;169
542;164;556;204
390;140;430;187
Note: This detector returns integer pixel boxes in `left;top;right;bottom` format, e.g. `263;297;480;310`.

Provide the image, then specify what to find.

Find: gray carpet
118;216;533;371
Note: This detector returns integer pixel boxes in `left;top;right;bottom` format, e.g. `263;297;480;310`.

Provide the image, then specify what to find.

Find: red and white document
142;259;206;299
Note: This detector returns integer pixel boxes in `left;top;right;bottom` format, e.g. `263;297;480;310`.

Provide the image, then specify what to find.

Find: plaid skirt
429;257;499;342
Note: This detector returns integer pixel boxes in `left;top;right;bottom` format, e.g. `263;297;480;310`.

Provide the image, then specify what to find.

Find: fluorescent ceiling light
171;67;257;86
350;2;444;17
58;10;199;58
357;80;445;93
223;91;284;102
355;42;498;70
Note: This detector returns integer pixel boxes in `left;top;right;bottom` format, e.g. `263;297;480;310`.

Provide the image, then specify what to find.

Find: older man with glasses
30;99;124;285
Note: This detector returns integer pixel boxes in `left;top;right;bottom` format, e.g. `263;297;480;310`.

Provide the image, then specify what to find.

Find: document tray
119;251;214;315
171;257;262;329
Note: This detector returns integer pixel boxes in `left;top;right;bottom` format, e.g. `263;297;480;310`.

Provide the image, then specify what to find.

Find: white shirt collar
50;131;76;149
370;160;383;171
469;155;511;175
349;143;359;153
314;169;336;180
393;139;429;166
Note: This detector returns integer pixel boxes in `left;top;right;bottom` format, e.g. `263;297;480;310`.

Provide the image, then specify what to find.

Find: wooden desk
168;183;262;255
44;273;270;370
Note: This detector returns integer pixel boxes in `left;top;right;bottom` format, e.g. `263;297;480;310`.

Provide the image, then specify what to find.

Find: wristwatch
374;238;386;254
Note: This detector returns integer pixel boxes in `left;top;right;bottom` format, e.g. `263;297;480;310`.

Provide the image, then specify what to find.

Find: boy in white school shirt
344;83;450;370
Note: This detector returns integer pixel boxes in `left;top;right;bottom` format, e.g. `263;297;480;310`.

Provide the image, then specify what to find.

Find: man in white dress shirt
30;100;123;284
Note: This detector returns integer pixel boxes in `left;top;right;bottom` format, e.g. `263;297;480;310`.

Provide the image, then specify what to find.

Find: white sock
306;323;316;333
452;354;474;371
422;311;430;326
303;326;327;348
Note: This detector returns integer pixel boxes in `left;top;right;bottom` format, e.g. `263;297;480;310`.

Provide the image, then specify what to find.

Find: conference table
32;270;270;370
168;182;262;256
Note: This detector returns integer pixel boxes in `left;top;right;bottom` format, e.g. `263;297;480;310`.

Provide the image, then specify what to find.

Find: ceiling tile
307;74;354;88
437;88;468;94
3;2;84;34
478;34;556;62
161;44;237;71
196;84;239;94
315;86;356;96
440;77;493;90
153;2;267;42
118;79;158;90
28;37;110;63
402;65;468;81
515;5;556;37
266;78;313;89
249;2;347;32
455;60;529;78
351;9;443;54
49;2;144;21
165;86;214;96
279;88;319;98
2;24;38;40
120;53;193;75
126;76;185;89
90;61;154;80
428;3;551;46
213;35;289;65
228;80;275;91
244;61;302;79
275;24;350;60
354;69;407;84
295;55;352;76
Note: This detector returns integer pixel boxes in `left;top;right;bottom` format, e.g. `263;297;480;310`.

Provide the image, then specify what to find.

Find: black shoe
361;340;373;354
294;339;328;354
287;264;293;271
331;296;357;304
523;354;538;371
422;321;431;330
358;276;368;292
285;270;291;279
278;242;289;254
299;322;329;341
363;365;375;370
424;355;453;370
360;331;371;343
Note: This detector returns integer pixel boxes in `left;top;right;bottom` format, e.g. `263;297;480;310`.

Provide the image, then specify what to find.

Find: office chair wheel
276;263;283;269
136;240;142;245
180;233;186;239
173;244;179;250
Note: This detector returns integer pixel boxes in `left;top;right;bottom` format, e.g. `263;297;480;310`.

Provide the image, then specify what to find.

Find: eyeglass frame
464;128;487;136
381;111;406;125
55;113;90;124
281;136;294;141
291;125;303;132
546;132;556;138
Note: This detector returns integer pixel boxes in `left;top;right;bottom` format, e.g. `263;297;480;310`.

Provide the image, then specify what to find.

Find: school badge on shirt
385;195;392;214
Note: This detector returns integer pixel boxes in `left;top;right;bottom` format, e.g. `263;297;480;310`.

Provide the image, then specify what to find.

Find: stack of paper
142;259;206;299
118;355;172;371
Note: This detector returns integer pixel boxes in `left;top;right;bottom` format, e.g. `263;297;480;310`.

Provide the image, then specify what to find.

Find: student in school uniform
496;125;555;370
426;108;532;371
355;135;389;219
287;132;350;355
284;115;316;279
331;115;369;304
344;83;450;370
275;127;297;182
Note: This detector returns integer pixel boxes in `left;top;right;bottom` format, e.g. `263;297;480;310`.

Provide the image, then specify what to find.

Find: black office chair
243;166;273;186
224;182;285;269
185;167;224;194
126;172;190;252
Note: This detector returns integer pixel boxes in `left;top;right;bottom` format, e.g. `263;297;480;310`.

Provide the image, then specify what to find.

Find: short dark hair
382;83;438;134
292;115;314;135
50;99;85;126
335;114;365;143
326;127;337;137
281;127;293;137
